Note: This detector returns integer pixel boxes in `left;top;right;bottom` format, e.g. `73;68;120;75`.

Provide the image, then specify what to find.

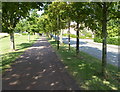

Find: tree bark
57;34;59;50
60;29;63;44
51;30;54;40
68;21;70;50
10;32;15;50
28;32;30;42
102;3;107;78
76;22;79;55
55;32;57;41
57;15;60;50
46;32;49;37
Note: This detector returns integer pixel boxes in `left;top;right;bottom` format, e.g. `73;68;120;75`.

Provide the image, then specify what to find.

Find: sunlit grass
48;38;119;90
0;34;39;72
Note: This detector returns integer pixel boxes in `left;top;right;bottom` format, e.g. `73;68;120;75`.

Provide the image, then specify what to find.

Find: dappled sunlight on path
2;37;80;90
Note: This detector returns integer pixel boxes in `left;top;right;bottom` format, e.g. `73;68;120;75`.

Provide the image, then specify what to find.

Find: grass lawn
48;38;119;90
0;34;39;72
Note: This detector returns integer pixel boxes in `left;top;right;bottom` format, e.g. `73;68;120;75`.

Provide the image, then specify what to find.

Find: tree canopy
2;2;43;33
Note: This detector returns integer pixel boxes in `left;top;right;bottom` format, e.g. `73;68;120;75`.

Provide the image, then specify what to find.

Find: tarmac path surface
2;37;80;90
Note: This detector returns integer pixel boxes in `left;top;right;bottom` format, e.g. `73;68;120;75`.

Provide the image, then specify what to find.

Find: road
57;36;119;67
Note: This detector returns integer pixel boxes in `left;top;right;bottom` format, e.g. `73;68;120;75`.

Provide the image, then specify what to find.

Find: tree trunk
10;32;15;50
51;30;54;40
76;22;79;55
68;21;70;50
57;34;59;50
46;32;49;37
60;29;63;44
28;32;30;42
37;33;39;38
57;14;60;50
55;32;57;41
102;3;107;78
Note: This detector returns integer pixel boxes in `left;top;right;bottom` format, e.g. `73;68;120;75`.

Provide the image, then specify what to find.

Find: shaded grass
0;34;39;72
48;38;119;90
1;51;23;71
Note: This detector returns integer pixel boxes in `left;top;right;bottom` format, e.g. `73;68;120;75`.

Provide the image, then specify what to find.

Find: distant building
63;21;94;38
63;27;76;35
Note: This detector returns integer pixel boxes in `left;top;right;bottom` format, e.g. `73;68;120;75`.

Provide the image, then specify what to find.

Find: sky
37;10;44;16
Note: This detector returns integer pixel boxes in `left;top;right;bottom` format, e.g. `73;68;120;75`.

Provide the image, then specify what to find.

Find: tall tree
2;2;43;50
47;2;67;50
69;2;88;55
62;2;72;50
85;2;119;78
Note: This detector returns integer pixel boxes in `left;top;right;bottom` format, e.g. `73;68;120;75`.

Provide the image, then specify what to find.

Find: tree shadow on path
2;37;80;90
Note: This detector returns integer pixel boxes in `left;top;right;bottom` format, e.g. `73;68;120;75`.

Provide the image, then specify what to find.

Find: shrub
80;36;87;39
94;37;102;43
94;37;119;45
63;34;92;39
85;33;92;38
70;34;76;38
22;33;27;35
63;34;76;38
107;37;119;45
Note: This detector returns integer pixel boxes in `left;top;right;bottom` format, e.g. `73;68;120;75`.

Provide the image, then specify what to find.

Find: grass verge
48;38;119;90
0;34;39;72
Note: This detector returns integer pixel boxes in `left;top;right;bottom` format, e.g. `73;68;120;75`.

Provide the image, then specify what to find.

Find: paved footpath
2;37;80;90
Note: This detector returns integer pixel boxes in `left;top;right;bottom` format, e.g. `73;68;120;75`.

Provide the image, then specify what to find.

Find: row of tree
15;9;40;42
36;2;119;78
2;2;119;78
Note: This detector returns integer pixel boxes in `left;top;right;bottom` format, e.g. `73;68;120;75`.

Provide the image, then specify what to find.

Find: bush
63;34;92;39
85;33;92;38
94;37;119;45
70;34;76;38
63;34;68;36
107;38;119;45
80;36;87;39
63;34;76;38
22;33;27;35
94;37;102;43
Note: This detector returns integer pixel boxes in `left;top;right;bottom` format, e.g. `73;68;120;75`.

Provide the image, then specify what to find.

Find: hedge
63;34;92;39
94;37;119;45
